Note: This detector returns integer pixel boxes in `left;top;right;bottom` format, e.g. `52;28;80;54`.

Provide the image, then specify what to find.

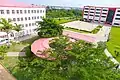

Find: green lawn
64;25;102;34
7;36;40;52
107;27;120;62
54;18;76;24
0;57;20;72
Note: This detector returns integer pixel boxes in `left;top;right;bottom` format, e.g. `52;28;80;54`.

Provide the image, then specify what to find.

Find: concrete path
7;52;26;56
104;49;120;69
0;64;16;80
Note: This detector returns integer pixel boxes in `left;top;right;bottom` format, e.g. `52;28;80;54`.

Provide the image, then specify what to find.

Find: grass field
107;27;120;62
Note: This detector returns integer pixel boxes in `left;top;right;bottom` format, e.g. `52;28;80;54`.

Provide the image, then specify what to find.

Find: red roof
0;0;45;8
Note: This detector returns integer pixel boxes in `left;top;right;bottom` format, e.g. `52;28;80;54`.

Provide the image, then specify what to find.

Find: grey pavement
7;52;26;57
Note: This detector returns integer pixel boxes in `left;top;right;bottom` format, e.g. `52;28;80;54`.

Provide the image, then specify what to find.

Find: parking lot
61;21;98;31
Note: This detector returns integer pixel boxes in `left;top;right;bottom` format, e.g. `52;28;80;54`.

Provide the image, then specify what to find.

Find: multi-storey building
83;6;120;26
0;0;46;44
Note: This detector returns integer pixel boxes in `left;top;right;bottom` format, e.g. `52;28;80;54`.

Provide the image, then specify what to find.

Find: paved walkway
7;52;26;56
104;49;120;69
0;64;16;80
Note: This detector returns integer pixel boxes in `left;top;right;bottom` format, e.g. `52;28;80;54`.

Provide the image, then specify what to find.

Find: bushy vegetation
0;45;8;59
46;9;82;18
6;36;120;80
37;18;64;38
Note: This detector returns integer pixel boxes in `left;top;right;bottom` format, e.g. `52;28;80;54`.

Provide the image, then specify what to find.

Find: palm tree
0;18;22;46
13;23;22;40
0;18;14;46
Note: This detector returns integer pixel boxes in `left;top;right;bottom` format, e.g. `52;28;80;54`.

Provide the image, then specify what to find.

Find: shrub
25;45;33;57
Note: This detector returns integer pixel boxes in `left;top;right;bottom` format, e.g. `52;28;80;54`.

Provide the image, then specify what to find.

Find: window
28;17;31;20
101;16;106;18
12;10;15;14
29;23;31;26
84;11;88;13
90;9;94;10
17;18;20;21
114;23;119;25
32;23;34;26
43;10;44;13
40;16;42;18
0;10;4;14
32;17;34;20
34;10;36;13
13;18;16;21
101;21;104;22
84;14;88;16
37;10;39;13
37;16;39;19
95;20;99;21
96;9;101;11
28;10;30;13
102;13;106;15
25;17;27;20
21;18;23;21
90;12;94;13
117;10;120;12
6;10;10;14
20;10;22;14
34;16;36;19
95;15;99;17
103;9;107;11
85;8;89;10
116;14;120;16
115;18;120;20
17;10;19;14
40;10;42;13
31;10;34;13
90;14;93;16
24;10;27;14
26;24;28;27
96;12;100;14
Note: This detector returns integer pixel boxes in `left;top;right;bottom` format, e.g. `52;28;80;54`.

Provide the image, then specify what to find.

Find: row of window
21;23;37;27
0;9;45;14
12;16;42;22
116;14;120;16
114;23;119;25
115;18;120;20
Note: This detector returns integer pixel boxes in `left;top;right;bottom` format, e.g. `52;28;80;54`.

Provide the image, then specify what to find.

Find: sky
16;0;120;7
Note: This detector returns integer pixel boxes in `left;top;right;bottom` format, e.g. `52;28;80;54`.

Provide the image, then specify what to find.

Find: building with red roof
0;0;46;45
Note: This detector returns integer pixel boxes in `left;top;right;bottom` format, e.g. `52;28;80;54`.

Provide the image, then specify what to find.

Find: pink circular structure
31;31;96;59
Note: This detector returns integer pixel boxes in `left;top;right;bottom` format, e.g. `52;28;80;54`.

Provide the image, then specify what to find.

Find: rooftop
0;0;45;8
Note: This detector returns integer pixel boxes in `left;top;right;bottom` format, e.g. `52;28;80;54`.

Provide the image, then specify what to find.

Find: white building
0;0;46;44
83;6;120;26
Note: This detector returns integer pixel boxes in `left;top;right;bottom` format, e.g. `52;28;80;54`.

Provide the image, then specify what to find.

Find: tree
0;18;22;45
37;18;64;38
13;36;120;80
0;45;8;59
13;23;22;40
0;18;13;46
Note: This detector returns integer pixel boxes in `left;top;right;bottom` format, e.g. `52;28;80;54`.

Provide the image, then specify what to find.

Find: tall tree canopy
37;18;64;38
13;36;120;80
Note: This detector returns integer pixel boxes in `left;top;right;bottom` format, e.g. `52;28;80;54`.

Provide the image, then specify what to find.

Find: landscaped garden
107;27;120;62
0;18;120;80
65;25;103;34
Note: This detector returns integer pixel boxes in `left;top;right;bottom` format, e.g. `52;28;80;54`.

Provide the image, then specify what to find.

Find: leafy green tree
37;18;64;38
0;18;22;45
13;36;120;80
0;45;8;59
13;23;22;40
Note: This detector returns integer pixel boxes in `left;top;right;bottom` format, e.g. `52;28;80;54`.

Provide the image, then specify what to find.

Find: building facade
83;6;120;26
0;0;46;44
